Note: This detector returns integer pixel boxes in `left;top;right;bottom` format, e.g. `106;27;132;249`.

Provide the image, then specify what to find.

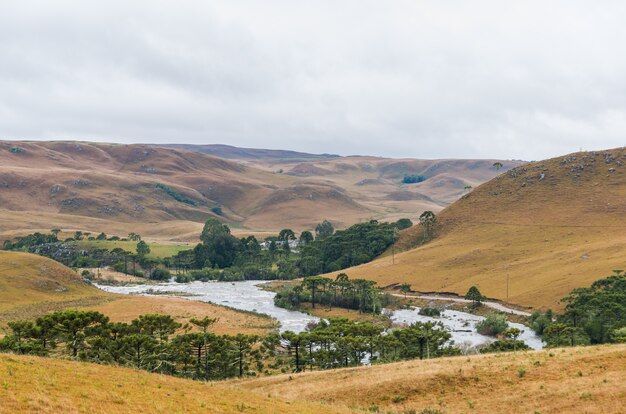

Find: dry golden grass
334;148;626;309
236;344;626;414
0;252;276;336
0;251;111;326
0;354;352;414
0;140;513;238
302;304;388;324
84;296;277;336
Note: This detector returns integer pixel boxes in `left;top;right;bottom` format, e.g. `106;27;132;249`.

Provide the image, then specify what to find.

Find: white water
96;280;319;333
96;280;543;349
392;308;543;350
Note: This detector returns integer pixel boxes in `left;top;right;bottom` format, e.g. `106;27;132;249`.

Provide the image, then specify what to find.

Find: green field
77;240;192;258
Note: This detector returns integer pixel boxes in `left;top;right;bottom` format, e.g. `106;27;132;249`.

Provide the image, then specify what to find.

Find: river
95;280;543;350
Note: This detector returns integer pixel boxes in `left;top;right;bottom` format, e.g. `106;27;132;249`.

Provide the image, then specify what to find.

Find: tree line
274;273;395;314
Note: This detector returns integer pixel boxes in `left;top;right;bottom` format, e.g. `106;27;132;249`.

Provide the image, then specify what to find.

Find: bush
479;340;530;353
475;313;509;336
418;307;442;317
175;274;193;283
150;268;171;281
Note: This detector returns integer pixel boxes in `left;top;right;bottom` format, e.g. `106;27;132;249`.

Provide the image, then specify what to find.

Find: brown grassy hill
1;344;622;413
0;354;349;414
237;344;626;414
0;141;368;238
0;251;275;335
0;140;518;239
331;148;626;309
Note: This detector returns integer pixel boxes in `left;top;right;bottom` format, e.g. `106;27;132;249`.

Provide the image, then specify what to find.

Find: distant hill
0;140;519;239
334;147;626;309
160;143;340;160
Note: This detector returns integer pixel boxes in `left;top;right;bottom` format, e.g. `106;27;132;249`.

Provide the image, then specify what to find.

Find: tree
96;232;107;241
74;231;83;241
50;228;61;238
136;240;151;258
131;314;180;344
190;316;218;333
50;310;109;357
419;211;436;242
399;283;411;298
278;229;296;242
304;276;330;309
128;232;141;241
464;286;485;308
315;220;334;240
395;218;413;230
196;218;240;269
493;162;503;171
299;231;314;245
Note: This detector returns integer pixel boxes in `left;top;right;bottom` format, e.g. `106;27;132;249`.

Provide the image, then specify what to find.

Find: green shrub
475;313;509;336
150;268;171;281
418;307;442;317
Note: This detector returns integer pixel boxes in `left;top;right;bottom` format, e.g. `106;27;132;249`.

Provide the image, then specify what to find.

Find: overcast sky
1;1;626;160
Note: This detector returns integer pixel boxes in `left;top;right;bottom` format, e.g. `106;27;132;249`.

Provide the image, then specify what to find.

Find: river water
96;280;543;350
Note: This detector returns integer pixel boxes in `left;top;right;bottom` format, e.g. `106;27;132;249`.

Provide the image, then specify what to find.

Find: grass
300;304;390;325
330;148;626;310
235;344;626;414
0;354;351;414
83;296;278;336
0;251;277;336
0;251;111;327
76;240;191;259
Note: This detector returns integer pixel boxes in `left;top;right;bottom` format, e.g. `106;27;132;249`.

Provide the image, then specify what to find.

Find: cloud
1;0;626;160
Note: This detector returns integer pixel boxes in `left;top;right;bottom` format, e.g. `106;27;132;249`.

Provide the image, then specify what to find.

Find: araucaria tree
465;285;485;308
419;211;437;242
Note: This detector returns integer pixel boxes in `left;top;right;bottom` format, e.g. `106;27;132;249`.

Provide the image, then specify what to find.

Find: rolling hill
0;251;275;335
0;140;519;239
1;345;623;413
334;148;626;309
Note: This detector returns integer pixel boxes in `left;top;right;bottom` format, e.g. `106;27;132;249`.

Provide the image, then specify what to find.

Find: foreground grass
235;344;626;414
0;354;351;414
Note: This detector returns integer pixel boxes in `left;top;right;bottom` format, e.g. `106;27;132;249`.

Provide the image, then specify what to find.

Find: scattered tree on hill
74;231;83;241
315;220;335;240
51;228;61;237
395;218;413;230
419;211;436;242
96;232;107;240
493;162;503;171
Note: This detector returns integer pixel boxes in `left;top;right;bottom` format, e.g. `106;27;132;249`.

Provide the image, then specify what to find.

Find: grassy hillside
0;140;517;238
2;345;622;413
238;344;626;414
0;251;275;335
0;354;349;414
0;251;110;325
334;148;626;309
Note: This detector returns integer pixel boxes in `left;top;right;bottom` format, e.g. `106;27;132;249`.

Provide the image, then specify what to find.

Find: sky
1;1;626;160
